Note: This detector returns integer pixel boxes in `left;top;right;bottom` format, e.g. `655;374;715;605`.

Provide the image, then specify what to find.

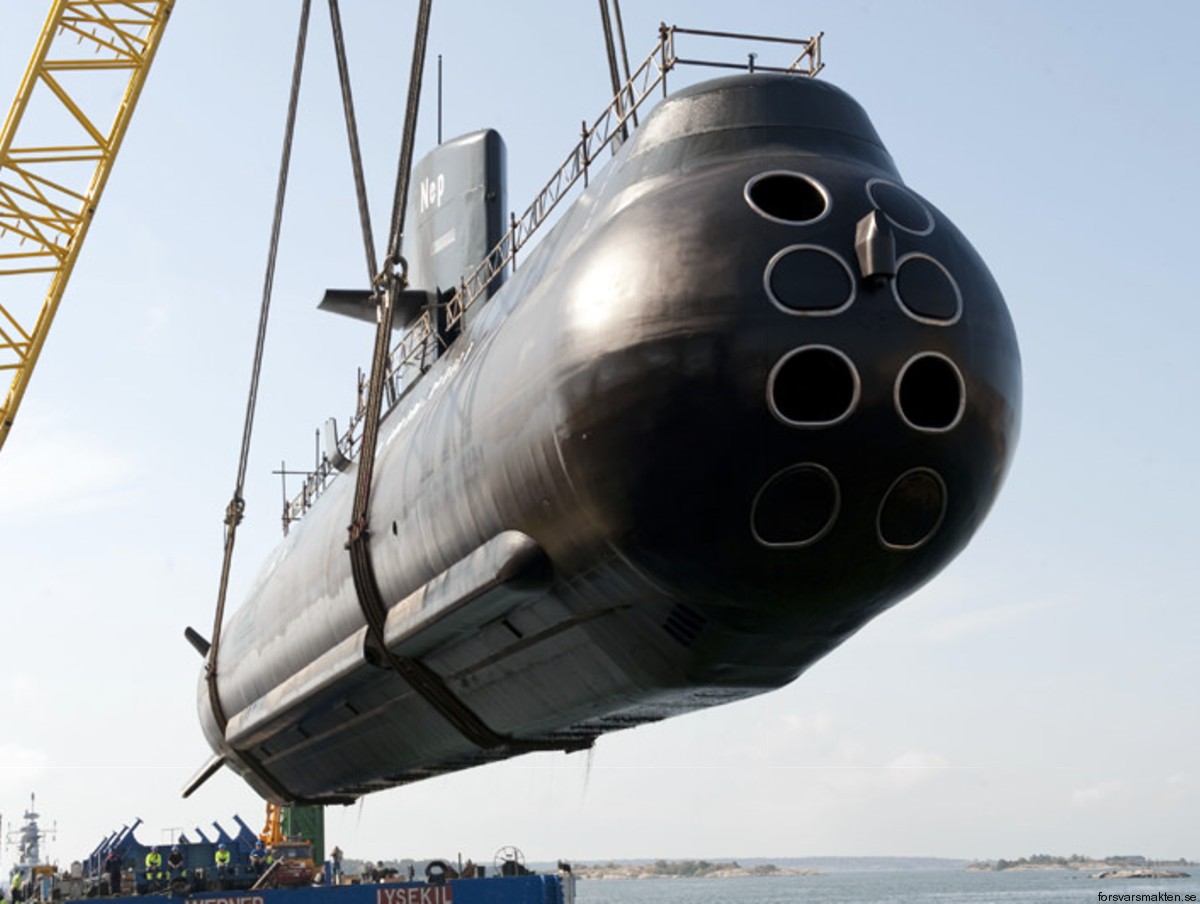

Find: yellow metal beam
0;0;175;451
261;802;284;846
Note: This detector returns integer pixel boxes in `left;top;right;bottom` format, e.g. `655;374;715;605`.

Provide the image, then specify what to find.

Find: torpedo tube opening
866;178;933;235
878;468;947;550
768;345;860;427
745;171;829;225
894;254;962;325
765;245;855;315
750;463;841;548
895;352;965;432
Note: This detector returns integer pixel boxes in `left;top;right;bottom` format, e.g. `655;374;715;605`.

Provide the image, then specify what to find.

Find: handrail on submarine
281;25;823;532
450;25;823;327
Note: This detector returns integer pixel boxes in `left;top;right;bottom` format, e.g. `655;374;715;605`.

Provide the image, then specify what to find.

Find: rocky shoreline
573;860;816;880
967;855;1194;877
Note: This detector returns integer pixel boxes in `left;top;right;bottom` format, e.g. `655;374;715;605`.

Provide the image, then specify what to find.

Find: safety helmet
171;846;180;853
218;844;226;850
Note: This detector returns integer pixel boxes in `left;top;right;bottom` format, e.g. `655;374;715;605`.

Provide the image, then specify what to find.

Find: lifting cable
203;0;313;801
341;0;577;755
383;0;434;270
344;0;432;603
327;0;377;283
598;1;623;113
203;0;579;776
611;0;637;128
598;0;636;136
339;0;508;742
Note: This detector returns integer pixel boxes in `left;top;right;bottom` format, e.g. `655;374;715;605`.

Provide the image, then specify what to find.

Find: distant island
968;854;1195;878
335;854;1194;883
573;860;816;880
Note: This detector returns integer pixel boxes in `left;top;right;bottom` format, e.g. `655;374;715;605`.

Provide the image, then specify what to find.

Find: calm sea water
573;869;1200;903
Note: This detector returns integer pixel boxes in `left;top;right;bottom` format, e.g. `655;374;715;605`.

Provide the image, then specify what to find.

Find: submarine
188;65;1021;805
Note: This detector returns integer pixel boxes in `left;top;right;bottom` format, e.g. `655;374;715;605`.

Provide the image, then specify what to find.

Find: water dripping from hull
579;745;596;806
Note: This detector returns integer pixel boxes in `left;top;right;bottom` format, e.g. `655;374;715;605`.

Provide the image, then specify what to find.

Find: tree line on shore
982;854;1195;871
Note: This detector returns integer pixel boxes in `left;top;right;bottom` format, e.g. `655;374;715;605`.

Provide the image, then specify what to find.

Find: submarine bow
194;73;1020;804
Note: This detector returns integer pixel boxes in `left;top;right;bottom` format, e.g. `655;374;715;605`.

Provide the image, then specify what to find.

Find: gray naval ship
187;27;1021;805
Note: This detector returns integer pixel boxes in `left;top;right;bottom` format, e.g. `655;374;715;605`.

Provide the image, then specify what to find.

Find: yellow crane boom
0;0;175;451
260;802;284;847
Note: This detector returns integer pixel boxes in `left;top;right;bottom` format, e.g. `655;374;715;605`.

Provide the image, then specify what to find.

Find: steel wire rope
383;0;434;269
345;0;432;597
340;0;583;758
327;0;378;282
598;0;624;136
340;0;502;749
346;0;432;584
598;0;636;140
342;0;480;736
610;0;637;128
203;0;313;802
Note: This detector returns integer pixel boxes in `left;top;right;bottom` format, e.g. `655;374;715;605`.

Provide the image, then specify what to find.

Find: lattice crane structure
0;0;174;451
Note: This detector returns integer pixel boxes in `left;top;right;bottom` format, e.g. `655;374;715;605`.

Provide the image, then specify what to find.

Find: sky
1;0;1198;870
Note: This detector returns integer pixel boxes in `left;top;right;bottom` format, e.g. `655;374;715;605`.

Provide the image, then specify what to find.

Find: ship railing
281;311;441;533
381;308;441;408
446;24;675;327
670;26;824;76
280;25;822;533
447;24;822;328
282;453;337;533
280;371;362;533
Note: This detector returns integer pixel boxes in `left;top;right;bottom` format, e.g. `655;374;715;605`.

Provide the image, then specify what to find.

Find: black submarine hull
197;74;1020;803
